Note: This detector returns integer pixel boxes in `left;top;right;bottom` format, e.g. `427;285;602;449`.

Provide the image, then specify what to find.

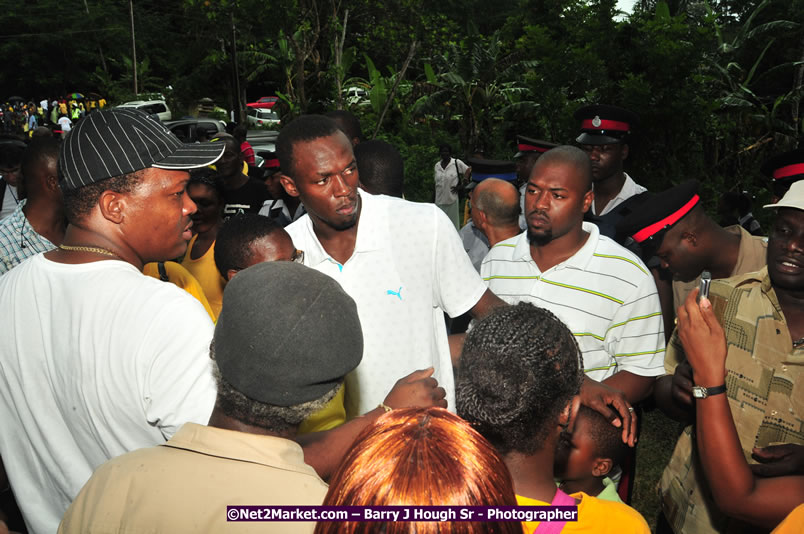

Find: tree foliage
0;0;801;205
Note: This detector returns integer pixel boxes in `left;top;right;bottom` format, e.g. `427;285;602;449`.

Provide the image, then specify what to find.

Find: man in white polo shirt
278;115;504;417
481;145;665;418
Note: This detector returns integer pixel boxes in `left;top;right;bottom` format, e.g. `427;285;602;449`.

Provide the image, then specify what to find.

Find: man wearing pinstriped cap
0;108;226;534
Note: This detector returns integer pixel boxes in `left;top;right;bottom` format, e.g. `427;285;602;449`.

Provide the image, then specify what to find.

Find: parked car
116;100;172;121
246;96;279;109
247;129;279;146
164;119;227;143
343;86;369;106
246;108;280;128
252;143;277;168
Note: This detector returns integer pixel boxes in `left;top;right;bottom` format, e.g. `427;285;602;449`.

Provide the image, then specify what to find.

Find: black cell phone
699;270;712;301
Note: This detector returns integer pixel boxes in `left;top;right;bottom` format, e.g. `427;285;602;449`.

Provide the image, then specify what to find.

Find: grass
630;404;687;532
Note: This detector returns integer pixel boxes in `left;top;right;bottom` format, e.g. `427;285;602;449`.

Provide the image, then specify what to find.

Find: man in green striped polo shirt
481;145;665;423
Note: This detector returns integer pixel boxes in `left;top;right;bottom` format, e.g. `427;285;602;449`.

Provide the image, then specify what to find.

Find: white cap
764;180;804;211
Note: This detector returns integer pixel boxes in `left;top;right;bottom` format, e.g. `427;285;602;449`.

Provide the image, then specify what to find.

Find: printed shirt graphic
222;178;270;218
386;286;403;300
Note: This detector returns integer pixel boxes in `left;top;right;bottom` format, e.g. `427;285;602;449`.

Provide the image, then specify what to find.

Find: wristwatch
692;384;727;399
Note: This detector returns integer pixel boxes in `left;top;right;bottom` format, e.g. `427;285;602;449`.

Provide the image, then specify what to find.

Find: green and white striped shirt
481;223;665;381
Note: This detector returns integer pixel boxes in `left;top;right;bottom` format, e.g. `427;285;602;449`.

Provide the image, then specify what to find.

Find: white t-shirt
57;116;72;132
287;190;487;416
481;223;665;381
434;158;467;205
0;255;216;534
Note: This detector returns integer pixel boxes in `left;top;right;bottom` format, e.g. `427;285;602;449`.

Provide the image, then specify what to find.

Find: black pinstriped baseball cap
59;108;225;191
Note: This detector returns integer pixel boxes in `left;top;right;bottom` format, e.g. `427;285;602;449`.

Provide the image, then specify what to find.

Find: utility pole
82;0;107;73
130;0;138;96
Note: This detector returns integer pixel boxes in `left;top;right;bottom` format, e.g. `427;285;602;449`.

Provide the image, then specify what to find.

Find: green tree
415;30;533;153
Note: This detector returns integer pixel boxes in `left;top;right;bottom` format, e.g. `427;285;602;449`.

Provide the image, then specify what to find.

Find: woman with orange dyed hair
314;407;523;534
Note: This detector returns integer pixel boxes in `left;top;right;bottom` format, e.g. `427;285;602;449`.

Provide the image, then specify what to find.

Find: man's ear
474;208;488;229
97;190;125;224
568;395;582;433
279;174;299;198
681;231;698;248
621;143;629;162
591;457;613;477
582;189;594;214
226;268;239;281
46;174;60;193
559;395;582;434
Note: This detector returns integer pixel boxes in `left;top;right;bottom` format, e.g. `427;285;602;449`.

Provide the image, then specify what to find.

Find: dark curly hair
276;115;342;179
578;405;627;468
211;346;338;434
61;170;145;224
188;167;225;202
324;110;364;144
456;302;583;456
214;213;283;279
353;139;404;198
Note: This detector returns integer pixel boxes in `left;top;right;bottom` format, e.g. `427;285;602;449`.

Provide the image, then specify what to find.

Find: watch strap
693;384;727;398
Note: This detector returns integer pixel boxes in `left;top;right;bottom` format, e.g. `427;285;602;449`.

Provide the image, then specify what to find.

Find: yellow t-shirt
142;261;216;321
516;492;650;534
181;235;226;320
297;384;347;434
772;503;804;533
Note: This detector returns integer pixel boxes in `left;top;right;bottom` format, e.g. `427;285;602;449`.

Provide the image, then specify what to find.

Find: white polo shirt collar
594;172;646;216
297;189;384;269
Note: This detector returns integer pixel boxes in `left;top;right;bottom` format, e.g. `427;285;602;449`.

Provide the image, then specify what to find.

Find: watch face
692;387;706;399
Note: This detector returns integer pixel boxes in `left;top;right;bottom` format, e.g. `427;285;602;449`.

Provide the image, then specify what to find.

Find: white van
116;100;172;121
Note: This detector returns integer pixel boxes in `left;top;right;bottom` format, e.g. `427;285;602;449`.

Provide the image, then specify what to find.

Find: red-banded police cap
515;135;558;158
616;180;700;246
258;150;280;170
574;104;639;146
761;148;804;183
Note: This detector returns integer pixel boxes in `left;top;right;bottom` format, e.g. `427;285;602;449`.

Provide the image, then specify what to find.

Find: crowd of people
0;103;801;534
1;96;107;140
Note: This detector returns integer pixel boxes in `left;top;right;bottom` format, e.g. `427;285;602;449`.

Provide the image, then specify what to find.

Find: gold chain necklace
58;244;120;258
